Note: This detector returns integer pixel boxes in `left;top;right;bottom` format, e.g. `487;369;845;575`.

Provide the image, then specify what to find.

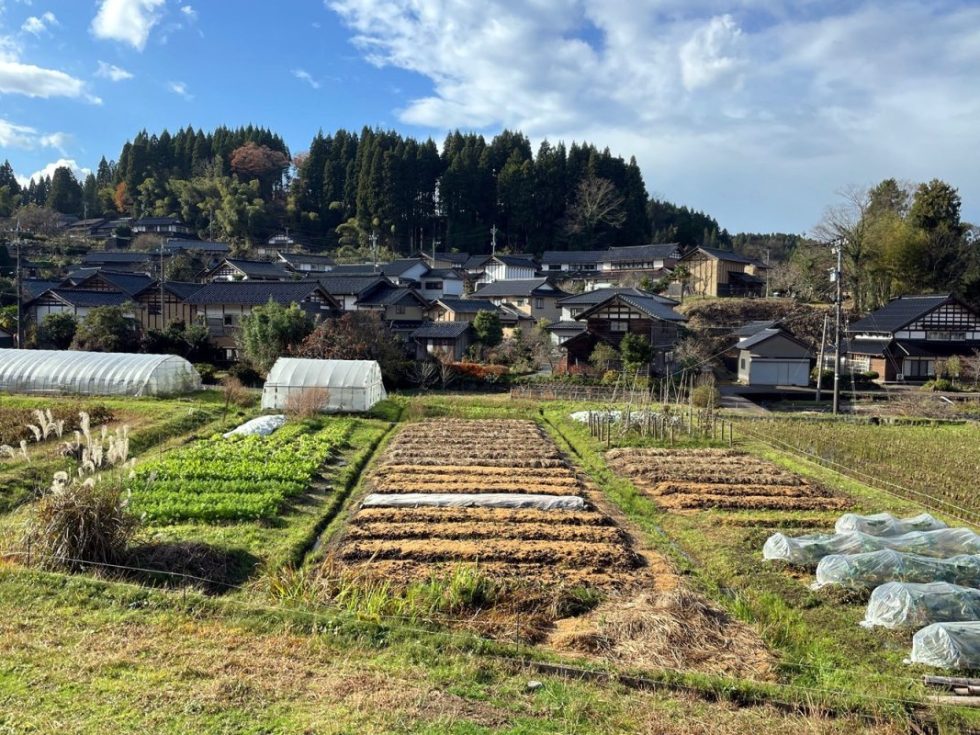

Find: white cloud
0;118;65;151
167;79;192;99
21;10;57;36
292;68;320;89
327;0;980;231
21;158;92;185
91;0;165;51
180;5;196;20
95;59;133;81
0;58;100;102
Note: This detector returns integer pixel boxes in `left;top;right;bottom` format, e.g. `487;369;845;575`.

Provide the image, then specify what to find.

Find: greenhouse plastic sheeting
361;493;587;511
223;415;287;438
813;550;980;591
261;358;386;413
862;582;980;629
835;512;947;537
763;528;980;566
0;348;201;397
910;622;980;669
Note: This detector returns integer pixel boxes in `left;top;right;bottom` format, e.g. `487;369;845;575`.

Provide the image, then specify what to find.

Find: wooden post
729;422;734;447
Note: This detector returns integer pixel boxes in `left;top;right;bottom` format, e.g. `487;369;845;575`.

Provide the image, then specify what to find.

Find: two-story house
132;216;192;237
275;251;336;275
548;287;678;345
676;247;765;298
202;258;293;282
844;294;980;381
472;278;567;322
476;254;538;285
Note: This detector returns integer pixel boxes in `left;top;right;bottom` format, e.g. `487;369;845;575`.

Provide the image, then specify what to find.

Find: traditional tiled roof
576;293;686;323
42;289;131;307
184;280;331;306
218;259;292;279
558;287;677;307
541;250;602;265
78;270;155;296
604;243;681;262
474;278;562;298
424;251;470;265
82;250;153;265
411;321;471;339
356;284;428;307
316;274;390;296
134;216;184;226
682;246;754;264
164;240;230;254
20;279;64;299
493;254;537;267
431;297;497;313
276;252;336;267
330;259;426;278
848;294;957;333
736;320;781;338
161;281;205;300
463;255;491;270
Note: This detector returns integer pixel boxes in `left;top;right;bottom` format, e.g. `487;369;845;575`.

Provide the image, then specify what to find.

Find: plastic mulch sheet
813;550;980;591
360;493;587;511
762;528;980;566
835;512;947;537
910;622;980;669
862;582;980;629
223;415;287;438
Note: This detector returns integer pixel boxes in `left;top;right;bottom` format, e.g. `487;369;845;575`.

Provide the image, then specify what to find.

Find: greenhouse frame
0;349;202;397
261;358;387;413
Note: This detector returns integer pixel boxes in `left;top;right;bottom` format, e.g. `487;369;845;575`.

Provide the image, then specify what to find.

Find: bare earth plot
325;419;772;680
606;448;849;512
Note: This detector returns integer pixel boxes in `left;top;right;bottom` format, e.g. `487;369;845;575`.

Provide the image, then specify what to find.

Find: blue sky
1;0;978;234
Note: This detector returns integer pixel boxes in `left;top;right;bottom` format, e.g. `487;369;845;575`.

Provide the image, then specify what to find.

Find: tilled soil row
350;506;613;527
370;479;583;496
345;521;625;544
644;481;829;498
376;464;578;480
657;494;849;511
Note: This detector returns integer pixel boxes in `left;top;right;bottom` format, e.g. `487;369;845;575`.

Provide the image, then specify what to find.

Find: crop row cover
835;512;946;536
862;582;980;630
910;622;980;669
361;493;586;511
814;550;980;590
223;415;287;438
763;528;980;566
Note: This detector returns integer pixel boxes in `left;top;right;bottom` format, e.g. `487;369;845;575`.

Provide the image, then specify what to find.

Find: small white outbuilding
736;328;813;387
0;348;202;396
261;358;387;413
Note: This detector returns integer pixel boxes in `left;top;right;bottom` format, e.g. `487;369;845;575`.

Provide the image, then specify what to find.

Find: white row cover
813;550;980;591
763;528;980;566
361;492;587;511
910;622;980;669
223;414;286;438
863;582;980;629
835;512;947;537
261;358;386;413
0;348;201;397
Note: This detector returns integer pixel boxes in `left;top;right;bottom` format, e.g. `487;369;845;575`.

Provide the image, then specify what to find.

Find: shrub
810;367;834;384
600;369;620;385
858;370;880;382
451;362;509;383
691;384;721;408
921;378;956;392
227;362;263;388
284;387;330;418
194;363;218;384
221;376;253;407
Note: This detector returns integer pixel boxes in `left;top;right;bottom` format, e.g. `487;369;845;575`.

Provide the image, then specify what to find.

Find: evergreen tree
47;166;83;215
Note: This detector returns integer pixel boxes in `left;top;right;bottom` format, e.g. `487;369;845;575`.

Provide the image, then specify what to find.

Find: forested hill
4;126;660;255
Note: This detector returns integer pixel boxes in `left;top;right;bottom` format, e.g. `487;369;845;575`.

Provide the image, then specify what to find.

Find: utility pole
832;241;844;415
159;237;166;332
815;313;828;403
14;220;23;349
490;224;497;256
370;231;378;271
765;247;771;298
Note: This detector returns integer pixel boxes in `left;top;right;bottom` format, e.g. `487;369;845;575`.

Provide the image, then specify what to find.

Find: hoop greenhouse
261;358;386;413
0;349;202;397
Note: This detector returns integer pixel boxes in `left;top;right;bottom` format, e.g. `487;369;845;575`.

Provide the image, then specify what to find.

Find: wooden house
133;282;202;332
275;251;336;275
132;216;192;237
677;247;765;298
203;258;293;282
411;321;473;361
559;292;686;375
844;294;980;381
316;274;394;311
736;328;812;386
473;278;567;322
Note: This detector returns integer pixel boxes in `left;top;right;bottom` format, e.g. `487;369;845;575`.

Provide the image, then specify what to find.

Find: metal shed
261;358;387;413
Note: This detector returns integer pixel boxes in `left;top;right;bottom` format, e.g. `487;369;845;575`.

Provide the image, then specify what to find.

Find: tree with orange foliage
229;142;289;198
113;182;130;213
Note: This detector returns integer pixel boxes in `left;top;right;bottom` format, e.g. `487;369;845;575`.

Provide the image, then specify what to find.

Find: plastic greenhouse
0;349;202;397
261;358;387;413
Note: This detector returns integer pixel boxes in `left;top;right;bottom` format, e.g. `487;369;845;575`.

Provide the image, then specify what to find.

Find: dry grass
283;387;331;418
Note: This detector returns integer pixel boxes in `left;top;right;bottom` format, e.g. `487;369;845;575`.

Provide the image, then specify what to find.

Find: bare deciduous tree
563;175;626;243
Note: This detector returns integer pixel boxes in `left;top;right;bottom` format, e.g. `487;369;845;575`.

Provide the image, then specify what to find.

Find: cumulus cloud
327;0;980;231
167;80;191;99
180;5;197;20
292;68;319;89
21;158;92;185
91;0;165;51
21;11;58;36
0;118;70;153
0;58;100;102
95;59;133;81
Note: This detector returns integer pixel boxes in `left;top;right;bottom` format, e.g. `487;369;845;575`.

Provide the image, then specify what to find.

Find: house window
424;281;442;290
534;298;544;309
395;304;406;315
516;298;527;307
926;331;965;341
223;314;235;326
610;321;628;332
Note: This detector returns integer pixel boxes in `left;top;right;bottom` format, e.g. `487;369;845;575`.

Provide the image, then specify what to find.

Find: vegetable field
736;418;980;521
605;448;847;511
131;420;353;522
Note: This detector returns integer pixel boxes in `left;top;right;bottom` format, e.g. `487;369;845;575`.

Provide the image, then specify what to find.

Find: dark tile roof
577;293;686;323
683;246;754;264
21;279;64;299
357;284;428;307
895;340;980;357
729;271;765;285
316;274;390;296
604;243;681;262
161;281;204;300
276;252;336;267
848;294;957;333
220;259;292;279
736;328;792;351
164;240;230;254
558;287;676;307
79;270;155;296
541;250;602;264
82;250;153;264
45;289;131;307
474;278;563;298
424;268;465;279
494;254;537;267
464;255;492;270
424;251;470;265
844;338;892;356
134;216;184;226
66;267;100;284
431;297;497;313
330;259;426;278
184;280;329;306
546;321;587;332
736;320;780;338
411;321;471;339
